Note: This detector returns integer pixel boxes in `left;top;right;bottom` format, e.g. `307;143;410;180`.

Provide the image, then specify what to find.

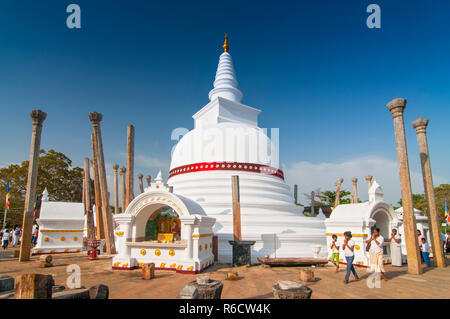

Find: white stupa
168;35;326;262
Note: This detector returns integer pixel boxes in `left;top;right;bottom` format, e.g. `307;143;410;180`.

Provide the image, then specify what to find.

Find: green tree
395;184;450;223
0;149;83;227
317;189;352;206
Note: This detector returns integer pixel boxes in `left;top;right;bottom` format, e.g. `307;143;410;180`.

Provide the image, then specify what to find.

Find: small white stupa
32;188;85;255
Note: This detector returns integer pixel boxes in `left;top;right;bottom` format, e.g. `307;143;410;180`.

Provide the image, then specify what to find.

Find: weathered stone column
120;167;126;212
19;110;46;262
412;118;445;268
365;175;373;191
231;175;242;241
112;164;119;214
334;178;344;207
294;184;298;205
352;178;358;204
138;173;144;194
84;158;96;240
91;133;104;239
145;175;151;187
387;98;422;275
310;191;315;216
89;112;116;255
126;125;135;207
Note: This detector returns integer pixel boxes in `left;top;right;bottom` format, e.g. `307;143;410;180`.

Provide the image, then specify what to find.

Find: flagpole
3;180;9;229
2;207;6;229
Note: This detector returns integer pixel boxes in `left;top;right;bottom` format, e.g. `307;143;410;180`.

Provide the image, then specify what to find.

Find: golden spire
222;34;229;52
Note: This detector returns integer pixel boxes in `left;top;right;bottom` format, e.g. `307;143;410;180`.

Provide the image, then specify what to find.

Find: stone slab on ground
52;288;90;299
0;275;14;292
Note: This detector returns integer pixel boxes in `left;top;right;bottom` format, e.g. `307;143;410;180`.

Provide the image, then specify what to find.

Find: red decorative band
168;161;284;180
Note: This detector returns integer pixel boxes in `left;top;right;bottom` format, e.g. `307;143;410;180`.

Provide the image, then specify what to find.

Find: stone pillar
412;118;445;268
387;98;422;275
352;178;358;204
294;184;298;205
334;178;344;208
84;158;96;240
310;191;315;216
112;164;119;214
89;112;116;255
126;125;135;207
365;175;373;191
137;173;144;194
120;167;126;212
19;110;46;262
231;175;242;241
145;175;151;187
91;133;104;239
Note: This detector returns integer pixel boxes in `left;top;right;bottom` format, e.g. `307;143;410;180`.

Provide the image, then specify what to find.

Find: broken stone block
14;273;54;299
141;263;155;280
0;276;14;292
179;284;199;299
190;278;223;299
88;284;109;299
52;288;90;299
39;255;53;268
300;269;315;282
272;281;312;299
226;271;239;280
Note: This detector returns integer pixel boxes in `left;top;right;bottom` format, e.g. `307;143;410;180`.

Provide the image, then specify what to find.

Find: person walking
445;231;450;255
366;228;387;281
421;237;431;267
11;225;20;247
417;230;425;262
2;229;10;250
330;234;340;272
388;229;402;267
342;231;359;284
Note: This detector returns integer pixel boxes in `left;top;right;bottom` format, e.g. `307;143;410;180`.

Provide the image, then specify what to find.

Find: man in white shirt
366;228;387;281
342;231;359;284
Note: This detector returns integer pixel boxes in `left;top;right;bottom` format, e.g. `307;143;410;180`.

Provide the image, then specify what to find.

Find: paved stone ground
0;248;449;299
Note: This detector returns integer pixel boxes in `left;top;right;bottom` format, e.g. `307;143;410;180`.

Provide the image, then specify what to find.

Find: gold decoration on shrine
223;34;229;52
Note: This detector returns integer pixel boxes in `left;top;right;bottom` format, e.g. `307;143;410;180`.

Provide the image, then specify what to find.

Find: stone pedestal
228;240;255;267
272;281;312;299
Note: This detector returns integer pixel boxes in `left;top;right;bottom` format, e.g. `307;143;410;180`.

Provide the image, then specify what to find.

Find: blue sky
0;0;449;205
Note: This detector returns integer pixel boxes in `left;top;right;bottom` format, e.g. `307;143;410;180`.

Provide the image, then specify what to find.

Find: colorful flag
33;198;37;221
445;200;449;223
5;181;10;211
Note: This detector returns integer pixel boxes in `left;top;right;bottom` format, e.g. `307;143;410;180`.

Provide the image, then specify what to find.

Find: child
421;237;431;266
330;234;340;272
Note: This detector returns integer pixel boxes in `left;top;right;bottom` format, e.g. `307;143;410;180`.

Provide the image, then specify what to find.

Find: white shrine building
112;37;327;271
32;189;85;255
325;180;430;267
